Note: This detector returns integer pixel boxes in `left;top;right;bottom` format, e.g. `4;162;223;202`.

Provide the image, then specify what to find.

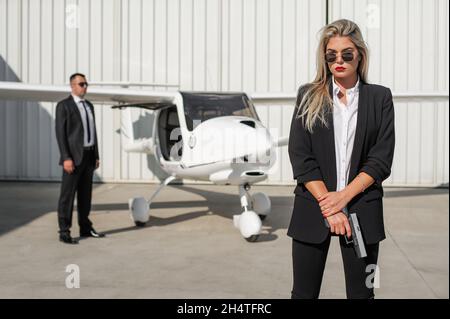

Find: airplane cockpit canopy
180;92;259;131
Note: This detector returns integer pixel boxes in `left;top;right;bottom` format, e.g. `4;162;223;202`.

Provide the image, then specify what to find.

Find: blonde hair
296;19;369;132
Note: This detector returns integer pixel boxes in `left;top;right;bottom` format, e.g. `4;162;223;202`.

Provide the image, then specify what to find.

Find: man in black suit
55;73;105;244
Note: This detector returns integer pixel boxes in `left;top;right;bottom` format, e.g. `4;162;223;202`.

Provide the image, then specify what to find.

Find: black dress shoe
80;228;105;238
59;234;79;244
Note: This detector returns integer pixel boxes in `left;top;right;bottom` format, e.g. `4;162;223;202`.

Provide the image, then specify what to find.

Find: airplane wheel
245;235;259;242
252;193;271;216
258;214;267;221
135;221;147;227
129;197;149;226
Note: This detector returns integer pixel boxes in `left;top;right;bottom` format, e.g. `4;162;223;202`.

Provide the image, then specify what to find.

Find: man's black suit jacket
55;95;99;166
288;80;395;245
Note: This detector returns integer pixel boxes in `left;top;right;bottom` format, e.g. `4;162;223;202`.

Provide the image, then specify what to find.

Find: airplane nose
234;124;275;166
181;116;276;167
254;128;276;166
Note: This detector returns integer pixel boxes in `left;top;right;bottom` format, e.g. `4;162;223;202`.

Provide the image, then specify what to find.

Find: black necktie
80;101;91;144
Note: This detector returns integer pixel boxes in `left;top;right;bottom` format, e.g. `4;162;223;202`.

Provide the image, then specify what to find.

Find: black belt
84;146;95;151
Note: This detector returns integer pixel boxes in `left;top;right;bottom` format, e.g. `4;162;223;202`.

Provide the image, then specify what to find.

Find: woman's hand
326;212;352;238
318;191;351;218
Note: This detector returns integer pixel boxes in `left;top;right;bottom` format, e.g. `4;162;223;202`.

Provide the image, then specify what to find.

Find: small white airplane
0;81;289;242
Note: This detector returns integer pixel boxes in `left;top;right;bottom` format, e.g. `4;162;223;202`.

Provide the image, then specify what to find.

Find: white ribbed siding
0;0;448;187
328;0;449;187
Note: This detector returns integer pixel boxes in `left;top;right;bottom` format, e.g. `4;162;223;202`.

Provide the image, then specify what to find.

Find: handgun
324;207;367;258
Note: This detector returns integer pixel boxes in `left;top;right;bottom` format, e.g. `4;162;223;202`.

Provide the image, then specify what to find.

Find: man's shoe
80;228;105;238
59;234;79;244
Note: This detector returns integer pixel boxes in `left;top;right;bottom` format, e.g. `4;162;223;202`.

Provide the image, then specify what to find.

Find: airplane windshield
181;92;259;131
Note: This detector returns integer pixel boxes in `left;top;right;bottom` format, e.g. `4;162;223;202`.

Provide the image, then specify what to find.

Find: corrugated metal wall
329;0;449;187
0;0;448;187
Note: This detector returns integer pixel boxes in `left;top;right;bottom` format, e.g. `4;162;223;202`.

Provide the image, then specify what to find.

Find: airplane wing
0;81;179;155
0;81;177;105
111;102;175;110
0;81;289;151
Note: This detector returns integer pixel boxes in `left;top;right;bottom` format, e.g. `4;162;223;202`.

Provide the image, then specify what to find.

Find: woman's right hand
326;212;352;238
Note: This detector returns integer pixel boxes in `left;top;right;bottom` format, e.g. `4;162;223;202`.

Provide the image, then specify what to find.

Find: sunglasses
325;51;355;63
77;82;89;88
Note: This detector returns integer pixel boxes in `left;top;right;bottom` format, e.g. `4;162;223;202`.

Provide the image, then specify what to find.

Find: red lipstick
335;66;346;72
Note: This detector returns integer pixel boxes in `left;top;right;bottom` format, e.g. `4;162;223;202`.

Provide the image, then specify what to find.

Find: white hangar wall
328;0;449;187
0;0;448;187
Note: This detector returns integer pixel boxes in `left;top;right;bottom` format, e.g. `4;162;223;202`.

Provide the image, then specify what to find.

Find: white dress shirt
332;76;360;192
72;94;95;147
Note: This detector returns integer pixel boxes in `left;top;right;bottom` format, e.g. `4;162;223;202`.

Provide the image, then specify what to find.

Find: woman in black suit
288;19;395;299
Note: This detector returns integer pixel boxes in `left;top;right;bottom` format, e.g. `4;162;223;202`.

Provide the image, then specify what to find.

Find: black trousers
57;149;95;235
291;235;379;299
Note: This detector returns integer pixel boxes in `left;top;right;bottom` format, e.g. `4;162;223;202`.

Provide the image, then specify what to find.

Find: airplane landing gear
233;183;271;242
245;234;259;242
251;192;271;220
129;175;177;227
129;197;149;226
135;221;147;227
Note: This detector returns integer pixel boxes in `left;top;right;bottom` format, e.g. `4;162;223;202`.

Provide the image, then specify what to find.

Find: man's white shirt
72;94;95;147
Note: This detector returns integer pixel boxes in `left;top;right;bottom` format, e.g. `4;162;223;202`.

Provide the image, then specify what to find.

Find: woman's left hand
318;191;351;218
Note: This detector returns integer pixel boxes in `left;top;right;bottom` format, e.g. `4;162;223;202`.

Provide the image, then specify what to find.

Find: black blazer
287;80;395;245
55;95;100;166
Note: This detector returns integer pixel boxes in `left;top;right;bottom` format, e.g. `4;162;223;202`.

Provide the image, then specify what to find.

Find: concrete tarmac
0;181;447;298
